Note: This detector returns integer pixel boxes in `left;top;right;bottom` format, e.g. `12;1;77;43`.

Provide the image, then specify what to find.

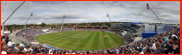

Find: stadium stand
1;26;180;54
17;29;45;42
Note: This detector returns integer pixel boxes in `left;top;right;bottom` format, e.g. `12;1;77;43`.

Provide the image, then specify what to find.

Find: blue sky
1;1;180;25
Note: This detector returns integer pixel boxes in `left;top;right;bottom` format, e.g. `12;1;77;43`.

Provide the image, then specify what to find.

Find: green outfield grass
35;31;124;51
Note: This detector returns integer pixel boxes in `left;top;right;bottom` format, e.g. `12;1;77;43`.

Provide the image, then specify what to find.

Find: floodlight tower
24;13;33;29
2;1;25;36
146;3;162;24
146;3;163;32
61;15;66;31
106;13;112;27
106;13;111;23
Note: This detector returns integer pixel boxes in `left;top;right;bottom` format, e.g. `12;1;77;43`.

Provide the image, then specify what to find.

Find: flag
146;3;150;10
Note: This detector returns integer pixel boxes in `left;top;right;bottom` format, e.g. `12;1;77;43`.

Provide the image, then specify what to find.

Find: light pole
2;1;25;36
146;3;162;24
61;15;66;30
25;13;33;29
106;13;111;23
106;13;112;27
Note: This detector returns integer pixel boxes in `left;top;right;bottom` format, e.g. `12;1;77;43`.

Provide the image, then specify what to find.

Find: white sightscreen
144;24;155;33
157;25;164;30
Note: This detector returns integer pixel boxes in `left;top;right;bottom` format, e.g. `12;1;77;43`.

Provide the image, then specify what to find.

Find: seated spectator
172;40;180;54
27;49;32;54
153;42;165;54
158;38;163;44
14;44;20;51
145;48;152;54
124;50;128;54
7;39;12;48
28;46;33;54
164;40;173;54
115;48;119;54
10;42;16;49
23;44;28;53
132;50;138;54
5;37;9;44
1;41;6;52
162;36;165;41
2;36;6;41
152;40;157;50
162;36;169;47
2;46;8;54
20;42;25;47
17;47;25;54
7;48;14;54
138;48;144;54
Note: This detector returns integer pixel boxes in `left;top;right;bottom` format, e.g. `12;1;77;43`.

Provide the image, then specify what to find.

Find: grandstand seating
1;26;180;54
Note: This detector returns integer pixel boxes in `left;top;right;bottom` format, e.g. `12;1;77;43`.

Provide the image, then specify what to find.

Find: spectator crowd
16;29;45;42
1;27;180;54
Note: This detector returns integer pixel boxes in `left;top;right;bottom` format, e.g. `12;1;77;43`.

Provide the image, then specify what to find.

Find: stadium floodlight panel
146;3;162;24
106;13;109;17
63;15;66;18
2;1;25;36
30;13;33;17
146;3;149;10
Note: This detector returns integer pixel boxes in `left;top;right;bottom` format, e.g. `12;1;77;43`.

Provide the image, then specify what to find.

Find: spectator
20;42;25;47
36;49;41;54
115;48;119;54
138;48;144;54
7;48;14;54
164;41;173;54
132;50;138;54
23;44;28;53
5;37;9;44
172;40;180;54
2;46;8;54
152;40;157;49
14;44;20;51
159;38;163;43
107;49;110;54
124;50;128;54
17;47;25;54
145;48;152;54
153;42;165;54
7;39;12;48
162;36;165;41
178;28;180;33
2;36;6;41
1;41;6;52
162;36;169;47
27;49;32;54
28;44;32;49
11;42;16;49
28;46;33;54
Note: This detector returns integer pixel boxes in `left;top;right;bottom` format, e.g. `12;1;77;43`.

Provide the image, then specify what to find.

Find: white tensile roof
1;31;10;35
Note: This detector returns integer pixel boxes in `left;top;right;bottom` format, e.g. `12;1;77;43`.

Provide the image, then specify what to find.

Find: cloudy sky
1;1;180;25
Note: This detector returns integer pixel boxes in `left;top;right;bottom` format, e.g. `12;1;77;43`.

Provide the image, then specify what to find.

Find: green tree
40;23;46;27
